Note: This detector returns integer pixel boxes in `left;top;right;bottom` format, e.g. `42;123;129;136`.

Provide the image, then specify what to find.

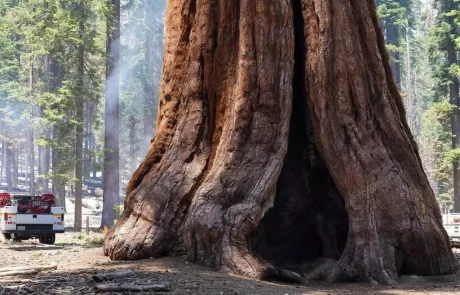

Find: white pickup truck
0;192;65;244
443;213;460;248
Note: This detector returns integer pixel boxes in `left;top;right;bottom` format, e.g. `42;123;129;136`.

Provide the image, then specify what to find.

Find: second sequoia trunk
104;0;458;284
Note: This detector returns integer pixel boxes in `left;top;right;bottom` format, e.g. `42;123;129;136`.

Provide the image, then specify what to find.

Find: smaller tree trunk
102;0;121;227
38;145;46;192
12;147;18;188
29;129;35;195
386;22;401;88
141;0;158;156
52;129;66;211
5;141;13;191
74;19;85;231
0;141;5;186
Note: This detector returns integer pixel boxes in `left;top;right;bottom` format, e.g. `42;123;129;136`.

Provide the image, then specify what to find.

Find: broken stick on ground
0;263;57;277
92;270;135;282
94;283;170;292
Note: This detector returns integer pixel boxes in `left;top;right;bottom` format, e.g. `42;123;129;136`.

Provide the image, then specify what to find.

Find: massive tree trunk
104;0;458;284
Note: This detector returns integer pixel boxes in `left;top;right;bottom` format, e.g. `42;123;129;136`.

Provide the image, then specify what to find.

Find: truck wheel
3;233;11;240
40;233;55;245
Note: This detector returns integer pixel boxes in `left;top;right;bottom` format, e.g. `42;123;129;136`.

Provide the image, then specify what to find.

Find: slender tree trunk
102;0;121;227
29;60;35;195
37;127;51;193
74;21;85;231
45;130;51;190
75;100;83;230
386;22;401;88
38;145;46;192
5;141;13;191
29;129;34;195
142;0;157;156
52;128;66;211
12;148;18;188
128;116;136;174
104;0;458;285
0;140;4;186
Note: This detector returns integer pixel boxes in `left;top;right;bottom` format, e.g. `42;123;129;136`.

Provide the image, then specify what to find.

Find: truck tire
3;233;11;240
39;233;55;245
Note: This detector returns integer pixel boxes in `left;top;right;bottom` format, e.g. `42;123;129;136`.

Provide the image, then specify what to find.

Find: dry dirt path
1;233;460;294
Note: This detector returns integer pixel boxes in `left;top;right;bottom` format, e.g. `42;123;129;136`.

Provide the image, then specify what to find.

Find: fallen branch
0;270;38;277
0;278;67;284
0;264;57;276
94;283;170;293
92;270;135;282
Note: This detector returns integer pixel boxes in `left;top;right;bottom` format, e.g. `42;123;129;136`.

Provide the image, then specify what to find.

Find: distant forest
0;0;165;227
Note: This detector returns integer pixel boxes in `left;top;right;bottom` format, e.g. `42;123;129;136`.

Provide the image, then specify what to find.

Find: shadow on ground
1;257;460;295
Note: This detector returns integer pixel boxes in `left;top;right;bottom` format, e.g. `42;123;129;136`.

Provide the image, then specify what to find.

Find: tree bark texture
104;0;458;284
303;0;457;283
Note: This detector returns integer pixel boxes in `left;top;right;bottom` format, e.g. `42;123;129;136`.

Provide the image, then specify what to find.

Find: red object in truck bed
0;193;11;207
4;193;57;213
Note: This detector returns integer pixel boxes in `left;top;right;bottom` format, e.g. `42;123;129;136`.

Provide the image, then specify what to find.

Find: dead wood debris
94;283;170;292
92;270;135;282
0;263;57;276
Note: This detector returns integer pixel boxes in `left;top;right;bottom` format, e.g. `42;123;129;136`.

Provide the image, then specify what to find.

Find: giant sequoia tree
104;0;459;284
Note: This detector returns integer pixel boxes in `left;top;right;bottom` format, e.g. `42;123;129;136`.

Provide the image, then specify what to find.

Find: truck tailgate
16;214;54;224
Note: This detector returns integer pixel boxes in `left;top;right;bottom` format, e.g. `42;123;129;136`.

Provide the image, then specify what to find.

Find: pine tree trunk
5;141;13;191
102;0;121;227
29;62;35;196
142;0;159;156
386;22;401;88
29;129;35;195
0;141;4;186
74;20;85;231
12;148;18;188
52;129;66;211
104;0;458;284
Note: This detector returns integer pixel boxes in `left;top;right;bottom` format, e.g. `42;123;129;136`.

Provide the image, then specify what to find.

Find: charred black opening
251;0;349;274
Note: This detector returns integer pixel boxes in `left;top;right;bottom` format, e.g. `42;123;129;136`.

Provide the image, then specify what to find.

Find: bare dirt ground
1;233;460;295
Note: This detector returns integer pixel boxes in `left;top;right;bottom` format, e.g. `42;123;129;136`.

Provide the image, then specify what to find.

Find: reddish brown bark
303;0;458;283
104;0;458;284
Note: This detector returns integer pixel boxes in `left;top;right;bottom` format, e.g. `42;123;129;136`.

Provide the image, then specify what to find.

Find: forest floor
2;233;460;295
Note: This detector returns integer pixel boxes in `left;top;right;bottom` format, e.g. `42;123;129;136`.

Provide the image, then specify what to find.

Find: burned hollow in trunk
251;0;349;274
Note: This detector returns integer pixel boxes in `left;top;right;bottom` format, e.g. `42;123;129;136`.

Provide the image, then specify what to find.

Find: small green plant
84;235;105;246
74;233;85;240
113;203;124;225
114;203;124;216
